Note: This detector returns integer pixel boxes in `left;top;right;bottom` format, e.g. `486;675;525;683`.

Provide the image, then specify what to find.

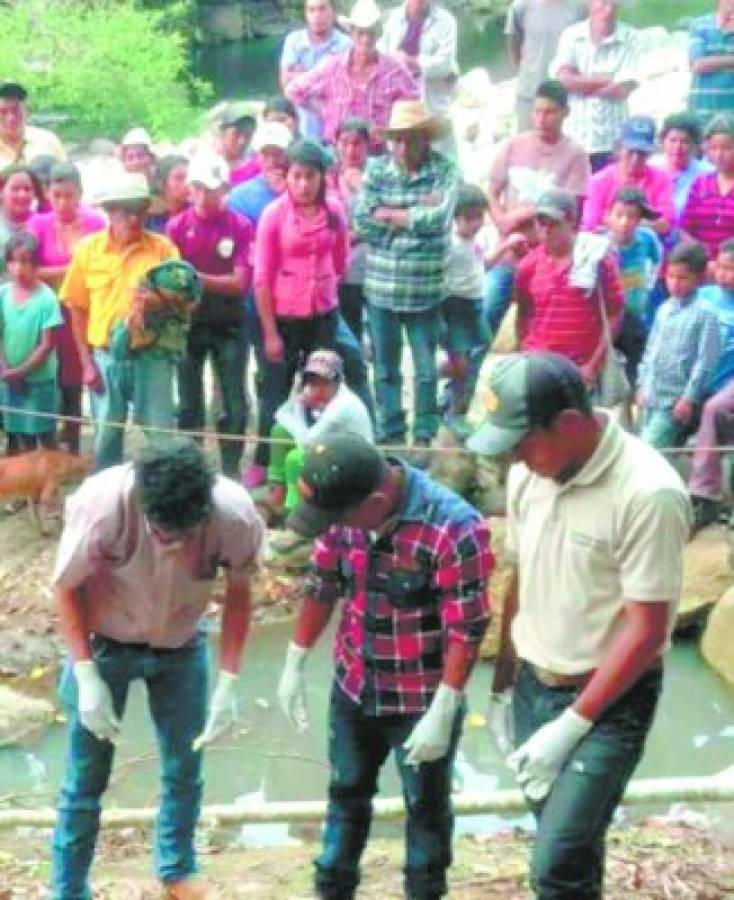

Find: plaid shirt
287;50;419;148
307;462;493;716
688;14;734;127
354;151;458;312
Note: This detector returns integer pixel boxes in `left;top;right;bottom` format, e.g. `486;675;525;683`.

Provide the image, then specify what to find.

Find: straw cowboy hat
384;100;450;140
95;169;151;205
341;0;382;30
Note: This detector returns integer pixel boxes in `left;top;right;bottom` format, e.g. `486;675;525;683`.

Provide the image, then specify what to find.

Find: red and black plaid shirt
308;464;493;716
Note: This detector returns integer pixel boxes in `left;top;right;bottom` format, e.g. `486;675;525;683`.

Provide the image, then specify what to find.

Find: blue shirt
608;226;662;322
688;14;734;126
638;292;721;406
227;175;279;227
280;27;353;138
698;284;734;394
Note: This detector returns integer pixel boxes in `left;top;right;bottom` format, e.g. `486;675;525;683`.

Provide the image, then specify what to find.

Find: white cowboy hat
342;0;382;30
95;169;151;205
121;126;154;152
384;100;450;140
251;121;293;152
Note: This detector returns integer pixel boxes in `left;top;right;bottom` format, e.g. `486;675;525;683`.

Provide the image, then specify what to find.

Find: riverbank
1;822;733;897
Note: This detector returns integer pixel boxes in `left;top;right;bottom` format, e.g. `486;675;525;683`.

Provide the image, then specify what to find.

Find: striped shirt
354;150;458;312
637;294;721;407
515;244;625;365
680;172;734;260
307;462;493;716
688;14;734;127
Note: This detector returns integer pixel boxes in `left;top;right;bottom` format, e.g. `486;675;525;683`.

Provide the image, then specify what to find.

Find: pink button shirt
27;207;107;267
253;192;349;319
287;50;419;148
581;163;676;232
53;464;264;648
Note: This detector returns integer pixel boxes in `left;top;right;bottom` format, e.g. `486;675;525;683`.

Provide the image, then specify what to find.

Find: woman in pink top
253;138;348;451
27;162;106;452
581;116;676;236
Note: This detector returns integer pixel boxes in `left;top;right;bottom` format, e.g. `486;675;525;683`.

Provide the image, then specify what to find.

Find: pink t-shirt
253;192;349;319
581;163;676;232
27;207;106;387
489;131;591;209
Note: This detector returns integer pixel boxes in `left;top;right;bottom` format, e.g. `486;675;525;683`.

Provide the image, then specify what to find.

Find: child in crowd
0;233;62;454
604;187;663;385
688;239;734;531
637;241;720;450
254;348;373;525
441;184;490;434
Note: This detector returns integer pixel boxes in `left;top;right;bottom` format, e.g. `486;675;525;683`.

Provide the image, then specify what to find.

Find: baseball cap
612;186;658;219
121;126;154;152
286;434;387;537
534;188;577;222
618;116;657;153
0;82;27;101
251;121;292;153
467;352;590;457
302;349;344;381
187;152;229;190
221;101;258;130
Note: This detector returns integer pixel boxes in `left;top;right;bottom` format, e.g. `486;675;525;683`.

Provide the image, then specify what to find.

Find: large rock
0;686;54;747
701;585;734;688
679;526;732;631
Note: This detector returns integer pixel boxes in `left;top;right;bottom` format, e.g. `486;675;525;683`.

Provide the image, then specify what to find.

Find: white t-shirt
443;229;484;300
506;416;691;673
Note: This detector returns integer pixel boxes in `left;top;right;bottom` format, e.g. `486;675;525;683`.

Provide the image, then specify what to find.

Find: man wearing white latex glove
277;641;310;730
51;438;264;900
73;660;121;744
468;352;690;899
486;689;514;759
282;434;493;900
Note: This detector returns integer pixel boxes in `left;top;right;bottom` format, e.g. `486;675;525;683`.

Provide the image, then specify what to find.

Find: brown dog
0;449;91;534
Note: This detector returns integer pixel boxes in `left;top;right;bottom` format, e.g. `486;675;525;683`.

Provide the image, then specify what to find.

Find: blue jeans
178;318;248;478
639;407;693;450
51;633;209;899
513;662;662;900
465;265;515;403
91;349;177;471
315;684;464;900
367;304;440;443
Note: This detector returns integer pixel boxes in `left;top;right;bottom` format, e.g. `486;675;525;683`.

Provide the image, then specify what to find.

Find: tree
0;0;211;141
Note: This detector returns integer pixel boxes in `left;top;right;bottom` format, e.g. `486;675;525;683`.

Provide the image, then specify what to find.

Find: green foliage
0;0;212;142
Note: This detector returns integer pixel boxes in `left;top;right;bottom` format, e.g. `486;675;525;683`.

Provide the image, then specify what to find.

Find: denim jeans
315;684;464;900
91;349;177;471
639;407;692;450
178;319;248;478
367;304;440;443
689;380;734;499
465;265;515;403
51;633;208;899
339;282;365;345
513;662;663;900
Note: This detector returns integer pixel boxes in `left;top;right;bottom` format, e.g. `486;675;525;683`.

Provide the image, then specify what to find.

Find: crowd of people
0;0;731;897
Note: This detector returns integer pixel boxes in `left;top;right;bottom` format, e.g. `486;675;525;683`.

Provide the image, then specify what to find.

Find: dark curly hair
135;437;214;530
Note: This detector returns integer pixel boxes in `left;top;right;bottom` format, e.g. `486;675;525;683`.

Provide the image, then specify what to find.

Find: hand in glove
74;660;121;744
277;642;309;731
403;683;462;767
192;671;238;752
487;690;515;758
508;707;592;801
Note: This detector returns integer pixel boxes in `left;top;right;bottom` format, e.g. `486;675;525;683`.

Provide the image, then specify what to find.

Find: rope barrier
1;402;734;456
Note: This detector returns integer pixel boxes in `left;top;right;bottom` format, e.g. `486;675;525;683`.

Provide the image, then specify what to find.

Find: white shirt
549;19;639;154
379;3;458;115
443;229;484;300
506;417;691;673
276;381;374;446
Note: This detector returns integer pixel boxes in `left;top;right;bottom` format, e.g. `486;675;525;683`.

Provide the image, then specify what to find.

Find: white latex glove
277;641;309;731
192;671;238;752
74;660;121;744
403;683;462;767
508;707;592;801
487;690;515;758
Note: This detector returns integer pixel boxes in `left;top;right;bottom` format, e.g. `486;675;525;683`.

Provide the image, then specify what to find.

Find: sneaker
691;496;720;536
242;464;266;490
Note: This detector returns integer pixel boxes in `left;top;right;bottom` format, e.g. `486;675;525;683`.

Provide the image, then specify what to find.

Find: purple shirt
681;172;734;260
581;163;676;232
166;206;253;277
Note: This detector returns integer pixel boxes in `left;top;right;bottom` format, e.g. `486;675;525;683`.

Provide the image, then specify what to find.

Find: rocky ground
1;823;734;897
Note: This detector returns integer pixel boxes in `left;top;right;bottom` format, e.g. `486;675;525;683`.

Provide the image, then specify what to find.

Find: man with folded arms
469;351;690;900
277;433;492;900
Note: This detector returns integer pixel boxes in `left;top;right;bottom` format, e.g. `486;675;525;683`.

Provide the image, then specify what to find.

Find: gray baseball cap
534;188;577;222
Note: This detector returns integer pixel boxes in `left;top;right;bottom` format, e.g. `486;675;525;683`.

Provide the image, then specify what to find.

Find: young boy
604;187;663;385
441;184;490;433
254;349;373;525
637;241;720;450
688;239;734;530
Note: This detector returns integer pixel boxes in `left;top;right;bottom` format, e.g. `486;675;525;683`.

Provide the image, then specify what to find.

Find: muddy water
2;619;734;844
